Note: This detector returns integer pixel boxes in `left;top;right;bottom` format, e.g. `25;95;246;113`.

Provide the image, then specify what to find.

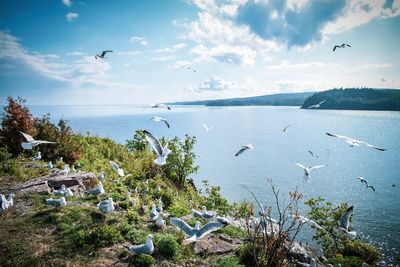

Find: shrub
156;234;180;258
214;256;244;267
132;254;155;267
343;239;380;263
236;244;257;266
126;228;149;244
72;225;122;248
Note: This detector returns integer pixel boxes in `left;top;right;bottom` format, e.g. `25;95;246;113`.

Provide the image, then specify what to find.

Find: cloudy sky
1;0;399;105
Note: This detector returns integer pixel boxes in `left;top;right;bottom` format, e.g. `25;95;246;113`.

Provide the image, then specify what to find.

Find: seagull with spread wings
307;100;326;109
95;50;113;59
296;163;325;182
235;144;254;157
326;133;386;151
142;130;171;165
19;131;55;150
337;206;357;239
170;217;224;242
202;123;215;132
333;43;351;51
150;116;170;128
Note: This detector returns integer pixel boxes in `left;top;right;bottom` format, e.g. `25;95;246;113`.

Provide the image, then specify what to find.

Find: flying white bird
170;217;223;242
326;133;386;151
202;123;215;132
85;181;105;196
307;100;326;109
98;197;115;213
235;144;254;157
46;197;66;208
308;151;318;158
0;193;14;211
337;206;357;239
295;163;325;182
292;214;326;231
282;125;290;133
33;151;42;161
151;103;171;110
150;116;170;128
142;130;171;165
125;234;154;255
95;50;113;59
333;43;351;52
19;131;55;150
357;176;368;186
109;161;125;176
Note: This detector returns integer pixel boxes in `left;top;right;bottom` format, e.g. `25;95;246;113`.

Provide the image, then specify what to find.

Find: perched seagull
235;144;254;157
202;123;215;132
33;151;42;161
109;161;125;177
46;197;66;208
98;197;115;213
150;116;170;128
333;43;351;51
155;212;165;228
156;185;161;193
192;206;216;220
151;103;171;110
308;151;318;158
0;193;14;211
58;164;70;175
337;206;357;239
142;130;171;165
150;203;159;221
141;186;149;195
52;185;73;198
307;100;326;109
292;214;326;231
282;125;290;133
326;133;386;151
156;199;163;213
296;163;325;182
126;234;154;255
215;216;230;225
48;161;53;169
357;177;368;186
296;258;317;267
170;217;224;242
97;171;105;181
19;131;55;150
95;50;113;59
85;181;105;196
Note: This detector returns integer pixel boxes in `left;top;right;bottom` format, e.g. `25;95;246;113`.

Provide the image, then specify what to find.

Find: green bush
343;239;380;263
72;225;122;248
132;254;155;267
214;256;244;267
218;225;245;238
156;234;180;258
126;228;149;244
236;244;257;266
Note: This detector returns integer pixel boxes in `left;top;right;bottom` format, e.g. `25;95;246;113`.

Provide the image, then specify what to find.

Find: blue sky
0;0;399;105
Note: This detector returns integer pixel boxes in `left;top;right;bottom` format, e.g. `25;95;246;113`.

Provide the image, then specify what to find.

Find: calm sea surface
28;105;400;261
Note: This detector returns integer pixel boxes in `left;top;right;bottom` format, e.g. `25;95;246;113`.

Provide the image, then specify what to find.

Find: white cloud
149;43;187;53
191;44;256;65
196;75;237;92
129;36;148;46
150;55;175;62
67;51;85;56
66;12;78;21
62;0;72;7
116;51;142;56
267;60;338;70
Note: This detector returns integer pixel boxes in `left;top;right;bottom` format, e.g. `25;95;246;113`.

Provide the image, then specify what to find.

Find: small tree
238;179;305;267
1;97;37;155
126;130;147;152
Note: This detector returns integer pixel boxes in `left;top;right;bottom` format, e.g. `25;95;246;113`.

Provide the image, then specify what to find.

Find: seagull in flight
183;65;197;72
151;103;171;110
95;50;113;59
296;163;325;182
282;125;290;133
150;116;170;128
235;144;254;157
142;130;171;165
202;123;215;132
308;151;318;158
357;176;368;186
337;205;357;239
19;131;55;150
170;217;223;242
292;214;326;231
333;43;351;52
326;133;386;151
307;100;326;109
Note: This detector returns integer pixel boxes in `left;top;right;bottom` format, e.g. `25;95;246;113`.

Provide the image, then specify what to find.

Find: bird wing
284;125;290;131
310;165;325;171
296;163;306;170
367;185;375;192
202;123;209;131
318;100;326;105
346;44;351;47
170;217;195;236
192;208;203;218
365;143;386;151
0;194;6;210
235;147;248;157
339;206;353;230
19;131;35;142
143;130;163;156
36;140;56;144
333;45;338;51
129;243;148;254
325;132;351;140
109;161;120;172
197;222;224;239
163;119;170;128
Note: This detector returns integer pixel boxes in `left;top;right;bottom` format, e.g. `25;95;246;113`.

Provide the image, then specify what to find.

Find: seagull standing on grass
142;130;171;165
19;131;55;150
235;144;254;157
98;197;115;213
156;199;163;213
33;151;41;161
85;181;105;196
48;161;53;169
150;116;170;128
170;217;224;242
58;164;70;175
0;193;14;211
326;133;386;151
125;234;154;255
296;163;325;182
337;206;357;239
95;50;113;59
97;171;105;181
109;161;125;176
150;203;159;221
155;213;165;228
307;100;326;109
46;197;66;208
